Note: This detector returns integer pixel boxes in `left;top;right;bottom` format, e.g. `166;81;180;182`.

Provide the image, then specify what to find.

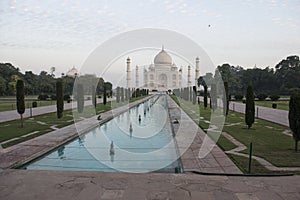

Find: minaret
195;57;200;86
126;57;131;89
136;65;139;88
187;65;191;87
179;67;182;88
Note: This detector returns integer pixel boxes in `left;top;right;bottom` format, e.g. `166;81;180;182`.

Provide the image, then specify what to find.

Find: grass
234;100;289;111
228;154;273;174
171;95;300;173
0;100;59;112
254;100;289;111
0;95;148;148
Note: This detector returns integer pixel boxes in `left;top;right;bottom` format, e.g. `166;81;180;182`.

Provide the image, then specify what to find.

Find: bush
269;95;280;101
98;95;102;98
32;101;37;108
63;94;71;101
234;94;243;101
38;94;49;100
50;95;57;100
272;103;277;109
257;93;268;101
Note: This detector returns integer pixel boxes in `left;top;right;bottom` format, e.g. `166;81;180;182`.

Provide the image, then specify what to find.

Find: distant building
66;67;79;77
126;47;200;91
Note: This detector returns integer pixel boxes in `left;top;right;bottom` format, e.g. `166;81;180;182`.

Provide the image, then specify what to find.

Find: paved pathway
0;169;299;200
167;96;241;174
0;98;113;123
230;101;289;127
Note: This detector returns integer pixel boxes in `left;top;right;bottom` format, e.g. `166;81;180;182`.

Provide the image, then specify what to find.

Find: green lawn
254;100;289;111
234;100;289;111
171;95;300;173
0;100;58;112
0;96;148;148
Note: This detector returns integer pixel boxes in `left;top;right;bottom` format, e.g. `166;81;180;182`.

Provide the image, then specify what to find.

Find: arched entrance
158;73;168;91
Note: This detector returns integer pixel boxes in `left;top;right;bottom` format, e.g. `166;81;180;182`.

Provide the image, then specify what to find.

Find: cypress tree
56;80;64;119
92;85;96;108
124;88;128;101
190;87;192;101
16;80;25;127
289;91;300;152
121;87;124;102
116;87;120;103
77;84;84;113
204;85;208;109
192;86;197;104
103;85;107;105
211;83;217;112
223;82;229;116
245;85;255;129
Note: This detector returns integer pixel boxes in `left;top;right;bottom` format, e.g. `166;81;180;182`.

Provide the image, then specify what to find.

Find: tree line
199;55;300;96
0;63;112;97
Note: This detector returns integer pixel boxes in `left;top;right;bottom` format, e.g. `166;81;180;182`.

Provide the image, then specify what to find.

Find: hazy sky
0;0;299;83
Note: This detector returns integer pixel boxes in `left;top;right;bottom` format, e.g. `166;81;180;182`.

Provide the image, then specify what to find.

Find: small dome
66;67;79;77
154;48;172;65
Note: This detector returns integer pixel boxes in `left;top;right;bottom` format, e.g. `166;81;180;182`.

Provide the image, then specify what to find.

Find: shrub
257;93;268;101
63;94;71;101
32;102;37;108
234;94;243;101
98;95;102;98
38;94;49;100
50;95;57;100
272;103;277;109
269;95;280;101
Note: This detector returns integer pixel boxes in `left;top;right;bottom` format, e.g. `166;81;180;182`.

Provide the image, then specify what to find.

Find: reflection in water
57;146;65;159
110;141;115;155
78;135;85;146
104;123;107;132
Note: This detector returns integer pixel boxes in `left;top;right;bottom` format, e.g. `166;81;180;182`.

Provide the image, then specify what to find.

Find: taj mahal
126;47;200;91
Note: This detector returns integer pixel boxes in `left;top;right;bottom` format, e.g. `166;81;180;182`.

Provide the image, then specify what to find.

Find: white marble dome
154;49;172;65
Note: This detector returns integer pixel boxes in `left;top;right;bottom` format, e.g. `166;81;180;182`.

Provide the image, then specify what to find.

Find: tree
77;84;84;113
204;85;208;109
56;80;64;119
16;80;25;127
223;82;229;116
288;91;300;152
103;85;107;105
92;85;96;108
116;87;120;103
0;76;7;95
245;85;255;129
210;83;217;112
192;86;197;104
121;87;124;102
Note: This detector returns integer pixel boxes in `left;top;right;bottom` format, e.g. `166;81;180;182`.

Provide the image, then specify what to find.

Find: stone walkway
0;169;299;200
0;98;113;123
222;132;300;171
167;96;241;174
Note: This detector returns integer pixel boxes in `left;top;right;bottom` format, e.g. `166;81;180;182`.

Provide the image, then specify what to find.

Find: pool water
21;95;182;173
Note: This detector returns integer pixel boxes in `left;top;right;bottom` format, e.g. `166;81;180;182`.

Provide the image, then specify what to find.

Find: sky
0;0;299;85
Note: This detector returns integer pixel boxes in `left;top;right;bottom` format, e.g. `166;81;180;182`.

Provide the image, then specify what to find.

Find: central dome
154;48;172;65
